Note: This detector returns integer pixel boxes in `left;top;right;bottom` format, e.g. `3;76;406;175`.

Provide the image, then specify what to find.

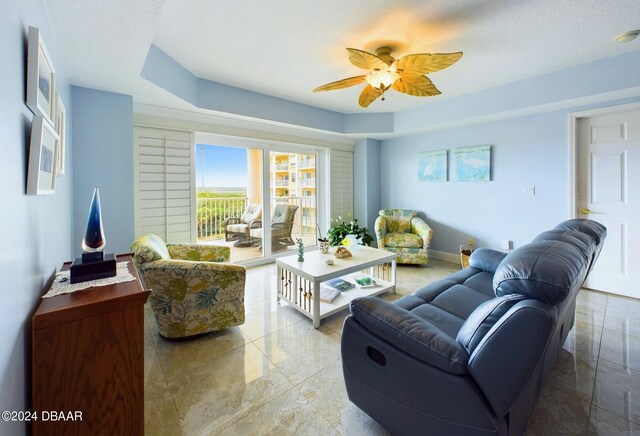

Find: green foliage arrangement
327;216;373;247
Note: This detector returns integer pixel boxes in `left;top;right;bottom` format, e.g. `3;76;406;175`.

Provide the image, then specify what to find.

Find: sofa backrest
553;219;607;273
272;204;297;224
130;234;171;263
378;209;417;233
241;204;262;224
492;239;592;305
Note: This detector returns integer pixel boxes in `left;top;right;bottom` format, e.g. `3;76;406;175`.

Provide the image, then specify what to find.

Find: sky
196;143;248;188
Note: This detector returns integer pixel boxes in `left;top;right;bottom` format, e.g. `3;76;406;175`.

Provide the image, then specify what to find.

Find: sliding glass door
195;135;322;264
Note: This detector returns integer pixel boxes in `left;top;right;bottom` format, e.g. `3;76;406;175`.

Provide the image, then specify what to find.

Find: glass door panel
196;144;264;262
269;151;317;253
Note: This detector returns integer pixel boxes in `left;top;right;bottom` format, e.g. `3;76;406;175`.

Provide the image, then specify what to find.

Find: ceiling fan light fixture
366;69;400;91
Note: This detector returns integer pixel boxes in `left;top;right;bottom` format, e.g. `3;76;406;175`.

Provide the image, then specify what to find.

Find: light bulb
366;69;400;91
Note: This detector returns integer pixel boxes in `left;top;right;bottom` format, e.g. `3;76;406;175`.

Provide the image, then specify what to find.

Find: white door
577;109;640;298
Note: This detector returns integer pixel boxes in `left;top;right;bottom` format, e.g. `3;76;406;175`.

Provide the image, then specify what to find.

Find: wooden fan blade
392;75;441;96
358;84;382;108
396;52;463;75
347;48;389;70
313;75;367;92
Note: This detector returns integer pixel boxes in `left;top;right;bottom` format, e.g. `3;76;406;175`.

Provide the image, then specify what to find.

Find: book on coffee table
353;275;379;288
319;286;341;303
325;278;355;292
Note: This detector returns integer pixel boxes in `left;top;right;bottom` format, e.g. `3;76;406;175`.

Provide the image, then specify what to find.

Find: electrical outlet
467;238;475;248
502;239;513;251
521;186;536;196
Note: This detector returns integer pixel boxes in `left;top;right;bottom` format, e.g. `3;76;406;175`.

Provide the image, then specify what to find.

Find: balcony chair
224;203;262;246
249;204;299;252
374;209;433;265
131;234;246;339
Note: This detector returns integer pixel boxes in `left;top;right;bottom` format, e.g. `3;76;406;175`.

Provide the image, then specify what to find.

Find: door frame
568;102;640;218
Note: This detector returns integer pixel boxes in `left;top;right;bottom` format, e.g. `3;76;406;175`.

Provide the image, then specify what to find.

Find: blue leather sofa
341;220;606;435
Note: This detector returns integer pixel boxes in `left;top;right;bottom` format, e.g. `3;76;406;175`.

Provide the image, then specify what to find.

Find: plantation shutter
329;149;354;220
133;127;195;243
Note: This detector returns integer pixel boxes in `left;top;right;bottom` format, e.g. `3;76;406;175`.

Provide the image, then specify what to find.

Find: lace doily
43;261;136;298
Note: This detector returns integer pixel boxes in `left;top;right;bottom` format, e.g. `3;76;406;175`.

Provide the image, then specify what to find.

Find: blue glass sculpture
82;187;106;253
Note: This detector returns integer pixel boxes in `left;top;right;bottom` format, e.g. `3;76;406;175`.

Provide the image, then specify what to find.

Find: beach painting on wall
417;149;447;182
452;145;491;181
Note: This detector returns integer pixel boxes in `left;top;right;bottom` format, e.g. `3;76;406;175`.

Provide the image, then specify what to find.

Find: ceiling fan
313;47;463;108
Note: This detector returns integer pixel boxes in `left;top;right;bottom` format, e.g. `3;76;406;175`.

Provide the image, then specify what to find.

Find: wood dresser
31;253;150;435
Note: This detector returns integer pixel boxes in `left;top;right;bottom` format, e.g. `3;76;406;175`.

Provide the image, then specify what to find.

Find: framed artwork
54;94;66;175
417;149;448;182
26;26;56;125
27;116;59;195
452;145;491;181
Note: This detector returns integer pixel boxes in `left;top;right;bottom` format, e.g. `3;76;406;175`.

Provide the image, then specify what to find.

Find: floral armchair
131;234;246;339
374;209;433;265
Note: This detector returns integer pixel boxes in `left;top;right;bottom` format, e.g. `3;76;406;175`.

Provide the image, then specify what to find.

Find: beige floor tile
575;300;607;327
546;349;597;404
321;309;351;336
525;385;590;435
607;295;640;313
599;328;640;372
218;387;339;436
239;299;307;341
604;307;640;337
562;321;602;366
593;359;640;424
254;321;342;386
155;326;250;375
587;405;640;435
145;378;182;436
577;288;608;306
165;342;293;434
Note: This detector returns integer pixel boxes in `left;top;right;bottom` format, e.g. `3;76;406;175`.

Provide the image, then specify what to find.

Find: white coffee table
276;246;397;328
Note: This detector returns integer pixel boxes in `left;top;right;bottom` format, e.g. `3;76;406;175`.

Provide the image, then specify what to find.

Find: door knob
580;208;600;215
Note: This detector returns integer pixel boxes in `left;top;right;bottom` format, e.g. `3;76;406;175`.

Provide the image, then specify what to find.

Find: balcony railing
197;196;317;241
299;159;315;169
299;178;316;188
274;164;289;171
274;180;289;187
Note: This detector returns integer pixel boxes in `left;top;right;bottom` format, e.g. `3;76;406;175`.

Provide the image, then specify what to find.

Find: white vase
345;234;360;248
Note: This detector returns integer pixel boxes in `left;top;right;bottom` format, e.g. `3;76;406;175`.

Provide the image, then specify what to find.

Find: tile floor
143;259;640;435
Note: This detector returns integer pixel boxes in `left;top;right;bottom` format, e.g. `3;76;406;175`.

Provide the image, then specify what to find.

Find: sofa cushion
241;204;262;224
383;232;423;248
409;304;465;338
493;240;590;305
456;294;526;355
533;229;593;255
226;223;248;233
131;234;171;263
431;285;494;319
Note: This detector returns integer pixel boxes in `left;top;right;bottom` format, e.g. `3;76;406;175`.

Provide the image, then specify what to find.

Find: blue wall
380;98;640;254
71;87;134;256
0;1;73;434
354;138;381;236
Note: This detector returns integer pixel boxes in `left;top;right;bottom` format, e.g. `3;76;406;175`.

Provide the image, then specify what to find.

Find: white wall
380;99;640;254
0;1;73;434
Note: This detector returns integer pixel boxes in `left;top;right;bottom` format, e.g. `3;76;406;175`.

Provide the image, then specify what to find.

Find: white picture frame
26;26;56;126
54;94;66;175
27;116;59;195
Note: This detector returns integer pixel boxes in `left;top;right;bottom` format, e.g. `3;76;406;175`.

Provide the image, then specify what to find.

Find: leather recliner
341;219;606;435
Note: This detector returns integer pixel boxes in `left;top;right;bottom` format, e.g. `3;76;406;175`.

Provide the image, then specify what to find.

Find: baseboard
429;250;460;264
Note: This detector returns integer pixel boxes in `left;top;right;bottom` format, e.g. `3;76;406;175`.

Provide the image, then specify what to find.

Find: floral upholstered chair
131;234;246;339
374;209;433;265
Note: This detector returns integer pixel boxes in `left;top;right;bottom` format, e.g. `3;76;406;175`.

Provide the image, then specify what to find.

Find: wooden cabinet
32;254;150;435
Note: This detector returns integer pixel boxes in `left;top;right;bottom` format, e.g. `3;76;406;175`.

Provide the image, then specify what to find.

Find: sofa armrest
350;297;469;374
166;244;230;262
467;300;556;416
225;217;241;226
468;248;507;273
411;217;433;249
374;216;387;248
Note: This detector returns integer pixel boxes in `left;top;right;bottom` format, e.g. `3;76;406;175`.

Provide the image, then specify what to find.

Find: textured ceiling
46;0;640;114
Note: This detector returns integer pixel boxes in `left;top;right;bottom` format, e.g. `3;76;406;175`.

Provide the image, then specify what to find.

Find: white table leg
391;259;397;293
312;279;320;329
276;265;282;302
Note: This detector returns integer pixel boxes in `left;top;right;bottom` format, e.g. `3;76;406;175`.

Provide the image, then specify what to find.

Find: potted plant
327;215;373;247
